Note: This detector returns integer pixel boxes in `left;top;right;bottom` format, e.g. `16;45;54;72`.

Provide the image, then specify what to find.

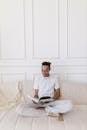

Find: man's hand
34;95;38;98
34;89;38;98
53;88;60;100
32;89;39;104
32;95;38;104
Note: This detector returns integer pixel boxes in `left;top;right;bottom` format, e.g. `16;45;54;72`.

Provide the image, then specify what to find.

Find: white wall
0;0;87;82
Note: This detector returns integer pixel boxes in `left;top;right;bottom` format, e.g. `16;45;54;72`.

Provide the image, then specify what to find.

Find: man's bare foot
58;113;64;121
48;112;59;117
48;112;64;121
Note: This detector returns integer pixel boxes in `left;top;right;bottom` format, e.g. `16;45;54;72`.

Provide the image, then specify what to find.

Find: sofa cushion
64;104;87;130
60;81;87;105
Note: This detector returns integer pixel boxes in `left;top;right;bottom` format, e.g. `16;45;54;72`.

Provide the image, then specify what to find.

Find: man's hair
42;61;51;70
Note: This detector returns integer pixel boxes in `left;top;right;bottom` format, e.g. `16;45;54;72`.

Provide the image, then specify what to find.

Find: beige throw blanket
0;81;23;110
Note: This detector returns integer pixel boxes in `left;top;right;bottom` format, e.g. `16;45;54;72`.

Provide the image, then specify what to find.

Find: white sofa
0;80;87;130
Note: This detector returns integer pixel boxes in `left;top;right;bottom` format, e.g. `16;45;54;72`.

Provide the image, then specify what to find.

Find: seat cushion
60;81;87;105
64;105;87;130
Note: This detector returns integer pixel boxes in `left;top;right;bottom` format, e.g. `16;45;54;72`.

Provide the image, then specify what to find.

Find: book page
27;95;39;103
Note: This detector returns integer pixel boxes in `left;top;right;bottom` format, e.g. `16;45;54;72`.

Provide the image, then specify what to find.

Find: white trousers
16;100;72;116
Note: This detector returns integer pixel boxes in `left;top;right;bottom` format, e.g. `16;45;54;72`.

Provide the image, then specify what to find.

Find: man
33;61;60;100
16;61;72;120
33;62;72;119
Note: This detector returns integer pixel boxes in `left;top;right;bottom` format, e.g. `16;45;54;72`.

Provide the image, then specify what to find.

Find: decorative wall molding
67;0;87;59
31;0;60;59
0;0;87;82
66;73;87;82
0;0;26;60
1;73;26;82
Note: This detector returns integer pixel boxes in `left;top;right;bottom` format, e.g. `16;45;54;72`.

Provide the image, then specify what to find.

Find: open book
27;95;54;104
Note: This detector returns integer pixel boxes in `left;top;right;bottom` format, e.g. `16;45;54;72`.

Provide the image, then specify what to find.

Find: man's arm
34;89;39;98
53;88;60;100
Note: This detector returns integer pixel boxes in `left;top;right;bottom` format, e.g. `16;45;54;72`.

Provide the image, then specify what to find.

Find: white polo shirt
33;74;59;98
